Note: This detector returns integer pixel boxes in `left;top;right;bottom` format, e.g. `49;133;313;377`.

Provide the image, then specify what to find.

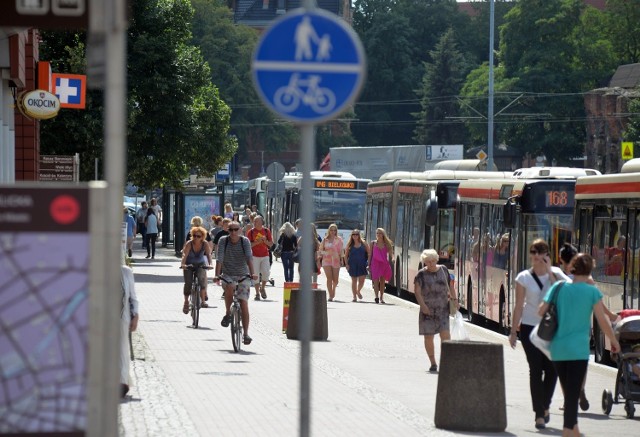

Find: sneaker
127;249;132;257
254;294;261;301
260;289;267;299
243;335;252;345
579;389;590;411
220;315;231;327
429;364;438;372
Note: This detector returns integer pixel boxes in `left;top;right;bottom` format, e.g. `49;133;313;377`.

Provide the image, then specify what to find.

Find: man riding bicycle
215;221;257;345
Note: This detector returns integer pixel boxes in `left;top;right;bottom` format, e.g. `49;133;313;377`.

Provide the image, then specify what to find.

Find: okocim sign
17;89;61;120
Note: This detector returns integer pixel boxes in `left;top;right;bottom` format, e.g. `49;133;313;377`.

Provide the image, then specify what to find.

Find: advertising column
0;185;111;435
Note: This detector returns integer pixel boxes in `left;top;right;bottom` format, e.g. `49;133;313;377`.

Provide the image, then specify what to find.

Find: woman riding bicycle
180;226;212;314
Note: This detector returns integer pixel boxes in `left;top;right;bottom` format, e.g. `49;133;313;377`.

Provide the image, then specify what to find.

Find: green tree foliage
127;0;234;189
352;5;416;147
459;63;517;146
624;96;640;153
413;28;469;145
40;0;235;189
458;0;515;65
605;0;640;64
494;0;593;163
191;0;300;163
39;32;104;181
352;0;465;147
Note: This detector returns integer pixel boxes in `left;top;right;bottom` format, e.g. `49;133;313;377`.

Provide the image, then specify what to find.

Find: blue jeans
281;251;294;282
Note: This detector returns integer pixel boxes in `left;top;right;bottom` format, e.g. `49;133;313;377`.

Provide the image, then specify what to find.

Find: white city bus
455;167;601;332
364;170;511;297
574;158;640;363
283;171;371;240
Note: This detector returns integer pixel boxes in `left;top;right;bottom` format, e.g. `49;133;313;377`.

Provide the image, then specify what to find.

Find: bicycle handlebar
181;264;213;270
216;275;252;284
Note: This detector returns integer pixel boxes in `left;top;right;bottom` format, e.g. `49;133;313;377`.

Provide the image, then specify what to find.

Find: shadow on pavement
133;273;184;283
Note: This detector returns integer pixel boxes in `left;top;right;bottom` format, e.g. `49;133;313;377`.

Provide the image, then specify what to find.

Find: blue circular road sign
252;8;366;124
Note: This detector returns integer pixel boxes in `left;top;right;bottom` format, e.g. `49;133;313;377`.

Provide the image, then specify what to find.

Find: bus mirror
425;193;438;226
503;201;516;228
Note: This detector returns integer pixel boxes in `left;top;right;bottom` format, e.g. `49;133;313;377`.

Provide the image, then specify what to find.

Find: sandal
429;364;438;372
375;298;379;304
243;335;252;345
260;289;267;299
182;302;189;314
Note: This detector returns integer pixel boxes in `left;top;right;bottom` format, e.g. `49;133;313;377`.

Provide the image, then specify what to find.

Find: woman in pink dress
369;228;393;304
319;223;344;301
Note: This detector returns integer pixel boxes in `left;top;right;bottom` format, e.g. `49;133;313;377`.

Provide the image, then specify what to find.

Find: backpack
223;235;248;257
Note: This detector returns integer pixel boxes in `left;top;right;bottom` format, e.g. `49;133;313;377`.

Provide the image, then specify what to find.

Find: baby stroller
602;313;640;418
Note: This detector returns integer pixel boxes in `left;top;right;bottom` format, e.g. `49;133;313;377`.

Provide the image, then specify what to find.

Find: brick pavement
118;240;633;436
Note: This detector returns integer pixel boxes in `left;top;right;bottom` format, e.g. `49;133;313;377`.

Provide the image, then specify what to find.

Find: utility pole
487;0;495;171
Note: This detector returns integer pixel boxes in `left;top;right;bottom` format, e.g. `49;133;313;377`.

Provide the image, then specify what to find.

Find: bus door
395;201;409;291
626;208;640;310
477;204;490;316
458;204;480;313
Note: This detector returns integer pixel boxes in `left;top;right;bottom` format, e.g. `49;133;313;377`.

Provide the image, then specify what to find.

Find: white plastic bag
529;324;552;360
450;311;470;341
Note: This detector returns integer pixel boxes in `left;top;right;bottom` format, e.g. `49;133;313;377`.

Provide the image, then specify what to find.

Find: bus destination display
315;180;357;190
545;189;572;207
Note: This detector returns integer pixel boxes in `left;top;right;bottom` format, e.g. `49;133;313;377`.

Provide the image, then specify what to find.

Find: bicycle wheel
191;282;200;328
231;304;242;352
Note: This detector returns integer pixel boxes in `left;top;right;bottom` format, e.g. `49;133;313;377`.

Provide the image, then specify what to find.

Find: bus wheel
466;281;474;323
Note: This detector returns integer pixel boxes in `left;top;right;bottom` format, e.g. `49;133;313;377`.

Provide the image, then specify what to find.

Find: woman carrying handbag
509;239;569;430
538;253;619;437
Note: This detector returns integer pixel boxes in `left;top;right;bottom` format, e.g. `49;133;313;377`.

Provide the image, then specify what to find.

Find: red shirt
248;227;272;257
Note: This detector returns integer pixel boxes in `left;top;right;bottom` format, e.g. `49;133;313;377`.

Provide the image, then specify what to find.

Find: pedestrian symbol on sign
252;8;366;124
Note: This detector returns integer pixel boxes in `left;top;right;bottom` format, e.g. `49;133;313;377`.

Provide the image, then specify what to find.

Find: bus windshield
522;214;573;265
313;190;367;229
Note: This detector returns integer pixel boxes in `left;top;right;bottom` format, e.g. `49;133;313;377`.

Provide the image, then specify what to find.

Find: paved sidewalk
119;241;632;436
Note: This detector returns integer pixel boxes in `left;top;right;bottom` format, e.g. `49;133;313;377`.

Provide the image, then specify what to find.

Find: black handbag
537;281;565;341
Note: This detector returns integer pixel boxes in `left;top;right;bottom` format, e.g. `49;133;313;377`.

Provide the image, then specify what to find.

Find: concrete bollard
286;288;328;341
434;341;507;432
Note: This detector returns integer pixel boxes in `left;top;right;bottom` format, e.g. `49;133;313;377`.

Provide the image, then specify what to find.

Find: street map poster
0;186;89;435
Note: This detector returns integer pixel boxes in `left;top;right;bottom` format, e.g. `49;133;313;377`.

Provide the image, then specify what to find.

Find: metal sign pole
299;124;315;437
86;1;127;435
251;3;365;435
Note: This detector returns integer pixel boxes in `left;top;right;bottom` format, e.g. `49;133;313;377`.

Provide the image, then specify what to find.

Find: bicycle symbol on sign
274;74;337;114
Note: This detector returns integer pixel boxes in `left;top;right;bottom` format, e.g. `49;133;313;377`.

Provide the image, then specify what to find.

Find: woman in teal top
540;253;620;437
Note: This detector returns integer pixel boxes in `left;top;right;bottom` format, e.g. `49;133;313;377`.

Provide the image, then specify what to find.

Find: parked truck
328;145;463;181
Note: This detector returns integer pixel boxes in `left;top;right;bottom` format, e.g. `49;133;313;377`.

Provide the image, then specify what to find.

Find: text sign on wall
1;0;89;28
39;154;79;182
0;186;90;433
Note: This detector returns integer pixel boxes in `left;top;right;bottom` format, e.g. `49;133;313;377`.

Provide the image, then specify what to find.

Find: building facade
0;28;40;182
